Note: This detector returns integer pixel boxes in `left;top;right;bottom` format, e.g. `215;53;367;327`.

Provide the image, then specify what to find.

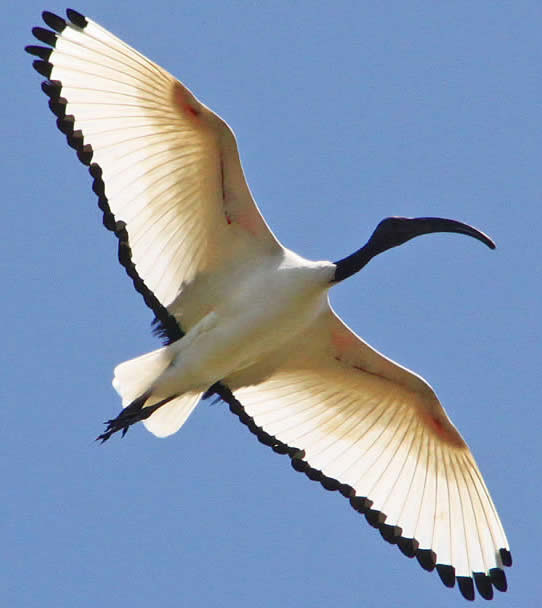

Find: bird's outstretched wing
27;9;281;337
231;304;511;601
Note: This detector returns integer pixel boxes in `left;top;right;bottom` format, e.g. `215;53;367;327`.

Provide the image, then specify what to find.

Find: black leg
97;392;177;442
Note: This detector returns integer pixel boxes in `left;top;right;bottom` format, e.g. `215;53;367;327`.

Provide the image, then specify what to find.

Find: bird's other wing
230;304;511;601
27;10;281;333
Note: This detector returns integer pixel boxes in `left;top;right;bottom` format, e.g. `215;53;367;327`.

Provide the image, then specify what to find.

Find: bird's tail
110;348;202;438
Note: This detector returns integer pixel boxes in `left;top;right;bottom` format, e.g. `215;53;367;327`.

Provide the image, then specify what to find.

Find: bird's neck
332;244;379;283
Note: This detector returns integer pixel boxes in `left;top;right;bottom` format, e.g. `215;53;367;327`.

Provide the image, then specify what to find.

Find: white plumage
27;9;511;601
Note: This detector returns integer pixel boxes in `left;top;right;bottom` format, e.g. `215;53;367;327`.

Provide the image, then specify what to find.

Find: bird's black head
333;216;495;283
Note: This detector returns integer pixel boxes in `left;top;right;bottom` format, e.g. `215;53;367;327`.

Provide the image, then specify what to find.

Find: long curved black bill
406;217;496;249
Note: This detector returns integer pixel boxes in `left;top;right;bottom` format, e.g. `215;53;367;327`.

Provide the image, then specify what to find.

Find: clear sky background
4;2;540;607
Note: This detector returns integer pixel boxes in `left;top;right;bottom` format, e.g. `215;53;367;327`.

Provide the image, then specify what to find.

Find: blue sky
4;2;540;606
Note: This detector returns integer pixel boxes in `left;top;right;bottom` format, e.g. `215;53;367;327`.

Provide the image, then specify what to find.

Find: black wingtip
379;524;401;544
66;129;84;150
32;59;52;78
32;26;57;46
473;572;494;600
42;11;66;33
304;466;323;482
338;483;354;499
255;429;276;447
41;80;62;98
365;508;386;529
397;537;418;558
349;495;372;514
271;443;290;455
489;567;507;592
57;115;75;135
499;547;512;567
415;549;436;571
49;96;67;118
77;143;94;166
436;563;456;588
66;8;88;28
291;457;308;473
88;162;102;180
320;475;341;492
25;45;52;60
457;576;475;601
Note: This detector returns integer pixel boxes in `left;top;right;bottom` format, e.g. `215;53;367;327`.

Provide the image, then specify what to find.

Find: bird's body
142;250;333;401
27;9;512;601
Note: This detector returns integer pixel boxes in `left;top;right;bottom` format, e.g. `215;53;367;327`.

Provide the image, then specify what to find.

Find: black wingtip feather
436;564;456;587
42;11;66;33
499;548;512;567
291;458;308;473
416;549;436;572
41;80;62;97
57;115;75;135
67;129;84;150
320;476;340;492
66;8;88;28
349;496;372;514
473;572;494;600
256;430;276;447
227;399;243;417
25;45;51;60
457;576;475;601
305;466;323;482
489;567;507;592
88;162;102;179
338;484;354;498
397;537;418;558
365;509;386;528
49;96;67;118
379;524;401;544
271;443;290;455
32;59;52;78
77;144;94;165
101;209;117;232
91;173;106;197
32;26;57;46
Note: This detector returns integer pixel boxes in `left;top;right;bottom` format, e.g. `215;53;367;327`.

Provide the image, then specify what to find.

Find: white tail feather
113;348;202;438
113;347;170;406
143;392;202;437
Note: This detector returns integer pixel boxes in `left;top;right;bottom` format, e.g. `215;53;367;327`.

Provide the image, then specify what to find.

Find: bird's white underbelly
153;262;331;396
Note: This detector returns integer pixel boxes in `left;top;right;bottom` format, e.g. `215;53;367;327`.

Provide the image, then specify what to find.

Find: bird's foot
96;392;176;442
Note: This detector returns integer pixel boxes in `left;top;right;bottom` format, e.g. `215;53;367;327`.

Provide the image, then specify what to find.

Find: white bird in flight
27;9;511;601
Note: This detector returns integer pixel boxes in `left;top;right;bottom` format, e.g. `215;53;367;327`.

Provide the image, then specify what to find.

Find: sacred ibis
27;9;511;601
